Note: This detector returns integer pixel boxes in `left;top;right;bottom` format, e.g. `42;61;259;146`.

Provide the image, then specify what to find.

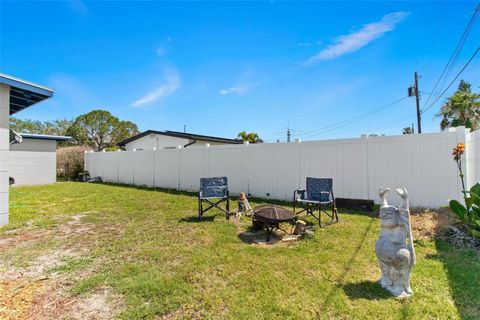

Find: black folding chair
198;177;230;221
293;177;338;227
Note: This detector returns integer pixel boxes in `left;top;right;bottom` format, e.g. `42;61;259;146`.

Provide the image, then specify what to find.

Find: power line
422;46;480;114
423;3;478;107
298;96;408;139
422;3;479;108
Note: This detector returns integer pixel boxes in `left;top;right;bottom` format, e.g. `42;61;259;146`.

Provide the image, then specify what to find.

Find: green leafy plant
449;143;480;237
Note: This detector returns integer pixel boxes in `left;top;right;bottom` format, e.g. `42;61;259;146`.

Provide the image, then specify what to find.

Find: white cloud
156;38;172;57
219;72;265;96
305;12;409;65
219;84;249;95
131;71;180;107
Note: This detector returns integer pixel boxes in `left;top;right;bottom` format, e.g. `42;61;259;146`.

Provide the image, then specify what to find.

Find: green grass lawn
3;182;480;319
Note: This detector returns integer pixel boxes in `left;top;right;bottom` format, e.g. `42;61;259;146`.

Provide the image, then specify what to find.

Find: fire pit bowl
252;205;297;241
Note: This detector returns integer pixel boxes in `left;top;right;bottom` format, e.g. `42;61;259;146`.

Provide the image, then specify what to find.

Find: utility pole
276;121;301;142
414;72;422;133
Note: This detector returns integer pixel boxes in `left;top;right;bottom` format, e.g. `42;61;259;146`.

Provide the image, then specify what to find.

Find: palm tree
436;80;480;131
237;131;264;143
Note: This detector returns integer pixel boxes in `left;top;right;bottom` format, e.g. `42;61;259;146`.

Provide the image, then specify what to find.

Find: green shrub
449;183;480;238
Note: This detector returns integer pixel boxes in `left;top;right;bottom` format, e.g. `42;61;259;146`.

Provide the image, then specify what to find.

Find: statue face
379;206;400;228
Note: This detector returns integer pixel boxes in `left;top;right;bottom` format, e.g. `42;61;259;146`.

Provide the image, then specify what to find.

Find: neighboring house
117;130;242;151
10;133;71;186
1;73;54;226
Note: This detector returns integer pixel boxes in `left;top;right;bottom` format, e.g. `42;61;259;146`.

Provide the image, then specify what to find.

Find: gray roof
117;130;242;147
20;133;72;142
0;73;54;115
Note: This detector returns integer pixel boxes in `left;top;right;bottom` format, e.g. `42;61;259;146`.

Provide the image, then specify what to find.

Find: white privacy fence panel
300;138;367;201
208;145;247;195
366;132;462;207
466;130;480;189
154;149;179;189
179;147;209;191
118;152;135;185
85;127;477;208
247;143;299;200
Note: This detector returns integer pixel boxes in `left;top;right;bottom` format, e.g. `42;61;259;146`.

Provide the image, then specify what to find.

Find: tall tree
436;80;480;131
10;118;74;135
10;118;74;146
237;131;263;143
67;110;139;151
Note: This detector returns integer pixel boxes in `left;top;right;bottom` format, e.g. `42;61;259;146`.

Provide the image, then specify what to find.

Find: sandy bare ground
0;214;124;320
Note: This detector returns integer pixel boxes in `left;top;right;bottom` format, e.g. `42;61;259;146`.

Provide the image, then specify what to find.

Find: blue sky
1;1;479;142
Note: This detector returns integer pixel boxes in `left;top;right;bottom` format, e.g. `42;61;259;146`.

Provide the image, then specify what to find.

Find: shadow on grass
435;238;480;319
342;281;391;300
178;215;217;223
317;216;376;314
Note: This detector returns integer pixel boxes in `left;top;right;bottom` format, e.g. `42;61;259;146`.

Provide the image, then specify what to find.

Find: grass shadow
178;215;217;223
342;281;391;300
435;238;480;319
318;216;376;312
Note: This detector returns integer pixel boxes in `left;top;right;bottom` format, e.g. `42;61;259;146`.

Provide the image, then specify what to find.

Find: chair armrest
320;191;334;202
294;189;306;200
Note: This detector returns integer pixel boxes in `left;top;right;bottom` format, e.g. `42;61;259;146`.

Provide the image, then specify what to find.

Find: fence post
466;130;478;189
206;143;210;177
84;151;88;177
116;150;120;184
296;139;301;189
244;141;249;195
177;145;182;191
455;127;469;196
152;147;156;188
360;134;370;200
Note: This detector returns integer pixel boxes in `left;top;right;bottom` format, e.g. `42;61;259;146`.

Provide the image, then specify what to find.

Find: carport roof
0;73;54;115
19;133;72;142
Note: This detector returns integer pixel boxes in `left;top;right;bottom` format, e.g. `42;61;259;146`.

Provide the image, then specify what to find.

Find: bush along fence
85;126;480;208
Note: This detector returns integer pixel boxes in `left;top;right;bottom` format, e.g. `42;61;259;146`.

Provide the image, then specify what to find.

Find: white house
1;73;54;226
10;133;71;186
117;130;242;151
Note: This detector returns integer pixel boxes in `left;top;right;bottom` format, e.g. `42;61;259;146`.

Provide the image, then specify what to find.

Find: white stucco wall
0;84;9;226
9;139;57;186
124;134;189;151
124;133;232;151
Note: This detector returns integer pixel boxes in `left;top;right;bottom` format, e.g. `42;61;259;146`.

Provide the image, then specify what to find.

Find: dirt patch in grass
410;209;456;240
0;279;46;320
0;230;51;252
25;285;121;320
410;209;480;251
0;214;124;320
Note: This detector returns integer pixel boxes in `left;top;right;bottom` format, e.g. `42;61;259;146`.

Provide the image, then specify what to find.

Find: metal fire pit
252;205;297;242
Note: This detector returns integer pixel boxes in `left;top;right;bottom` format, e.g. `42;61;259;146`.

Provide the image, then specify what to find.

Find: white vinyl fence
85;127;480;208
